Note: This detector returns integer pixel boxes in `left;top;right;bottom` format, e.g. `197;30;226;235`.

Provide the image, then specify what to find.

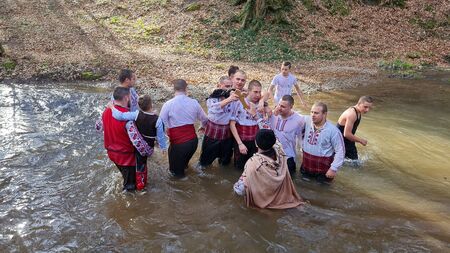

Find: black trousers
168;138;198;178
287;157;296;175
199;136;233;166
116;164;136;191
234;140;257;170
344;139;358;160
300;164;334;183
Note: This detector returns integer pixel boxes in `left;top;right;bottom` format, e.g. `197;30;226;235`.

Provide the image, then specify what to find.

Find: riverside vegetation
0;0;448;95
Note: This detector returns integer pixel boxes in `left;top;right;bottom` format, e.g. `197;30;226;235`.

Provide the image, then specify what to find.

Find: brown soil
0;0;448;100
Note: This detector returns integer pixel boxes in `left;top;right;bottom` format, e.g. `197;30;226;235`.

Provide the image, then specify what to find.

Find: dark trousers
168;138;198;178
287;157;296;175
234;140;257;170
344;139;358;160
199;136;233;166
300;164;334;183
116;164;136;191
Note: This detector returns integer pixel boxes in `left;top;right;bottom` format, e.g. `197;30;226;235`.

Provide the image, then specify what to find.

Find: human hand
360;139;368;146
228;91;239;102
301;100;309;109
273;105;281;116
238;143;248;155
107;101;114;109
325;169;337;178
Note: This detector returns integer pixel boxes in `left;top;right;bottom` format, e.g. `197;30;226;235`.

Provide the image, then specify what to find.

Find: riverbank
0;0;448;98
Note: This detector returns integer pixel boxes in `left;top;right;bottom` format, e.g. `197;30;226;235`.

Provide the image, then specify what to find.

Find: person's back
135;111;159;147
234;129;303;209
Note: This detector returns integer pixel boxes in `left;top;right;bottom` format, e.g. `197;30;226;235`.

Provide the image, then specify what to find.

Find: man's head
138;95;152;112
278;95;294;117
255;129;276;151
247;80;262;103
173;79;188;92
113;86;130;106
118;69;136;87
280;61;292;77
228;65;239;78
356;96;373;114
218;76;233;89
232;70;246;91
311;102;327;125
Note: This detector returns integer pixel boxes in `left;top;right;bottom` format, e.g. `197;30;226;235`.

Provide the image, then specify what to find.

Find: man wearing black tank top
337;96;373;160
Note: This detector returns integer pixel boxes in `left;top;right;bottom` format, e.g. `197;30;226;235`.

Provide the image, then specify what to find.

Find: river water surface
1;72;449;252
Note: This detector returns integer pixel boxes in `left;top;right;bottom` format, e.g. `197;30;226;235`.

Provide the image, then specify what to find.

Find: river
0;72;449;252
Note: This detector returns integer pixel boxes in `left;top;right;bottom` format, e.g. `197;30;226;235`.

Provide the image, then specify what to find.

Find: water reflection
0;74;449;252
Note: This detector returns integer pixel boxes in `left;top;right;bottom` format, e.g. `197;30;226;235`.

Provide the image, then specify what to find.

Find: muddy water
0;72;449;252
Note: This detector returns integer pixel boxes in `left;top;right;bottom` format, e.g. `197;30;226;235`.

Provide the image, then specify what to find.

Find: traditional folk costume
159;93;208;177
102;105;136;191
230;98;264;170
199;90;235;166
234;140;303;209
301;117;345;182
336;107;361;160
112;108;167;190
269;112;305;174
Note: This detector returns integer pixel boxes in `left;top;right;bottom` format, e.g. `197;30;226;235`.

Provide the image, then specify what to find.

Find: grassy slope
0;0;448;91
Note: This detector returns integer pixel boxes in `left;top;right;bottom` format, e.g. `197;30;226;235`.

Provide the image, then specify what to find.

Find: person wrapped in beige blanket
233;129;303;209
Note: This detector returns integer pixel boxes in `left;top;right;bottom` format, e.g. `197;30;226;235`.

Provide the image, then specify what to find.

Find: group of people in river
100;63;374;209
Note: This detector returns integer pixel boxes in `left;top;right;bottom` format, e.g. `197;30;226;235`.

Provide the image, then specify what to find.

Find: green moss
185;3;202;12
406;52;421;59
81;71;102;80
378;59;420;78
216;28;314;62
2;59;16;71
109;16;122;25
323;0;350;16
378;59;415;71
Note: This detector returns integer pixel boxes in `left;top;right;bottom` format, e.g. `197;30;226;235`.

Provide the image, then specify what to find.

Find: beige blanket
243;145;303;209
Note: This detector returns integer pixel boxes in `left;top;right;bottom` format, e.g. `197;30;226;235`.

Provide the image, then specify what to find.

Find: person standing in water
336;96;373;160
301;102;345;183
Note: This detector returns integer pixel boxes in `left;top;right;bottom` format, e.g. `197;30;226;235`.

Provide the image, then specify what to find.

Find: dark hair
256;129;276;151
358;96;374;104
113;86;130;101
173;79;188;91
281;95;294;106
118;69;134;83
248;80;262;91
313;101;328;113
228;65;239;77
282;61;292;69
138;95;152;111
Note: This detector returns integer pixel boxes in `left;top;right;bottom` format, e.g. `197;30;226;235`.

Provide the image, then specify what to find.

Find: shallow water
0;72;449;252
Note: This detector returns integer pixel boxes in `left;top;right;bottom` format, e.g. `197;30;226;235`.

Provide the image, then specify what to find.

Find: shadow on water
0;73;449;252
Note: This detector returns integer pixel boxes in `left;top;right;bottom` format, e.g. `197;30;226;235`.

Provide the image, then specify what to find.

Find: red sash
205;120;231;140
167;124;196;145
236;124;259;141
302;151;334;174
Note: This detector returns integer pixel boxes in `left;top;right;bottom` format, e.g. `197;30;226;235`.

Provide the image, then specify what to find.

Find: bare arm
343;112;367;145
294;83;307;108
